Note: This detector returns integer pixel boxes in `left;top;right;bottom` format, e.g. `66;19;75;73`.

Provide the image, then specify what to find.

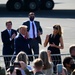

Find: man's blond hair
19;25;27;29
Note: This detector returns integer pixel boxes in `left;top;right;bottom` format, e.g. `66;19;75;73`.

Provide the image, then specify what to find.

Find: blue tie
9;30;11;37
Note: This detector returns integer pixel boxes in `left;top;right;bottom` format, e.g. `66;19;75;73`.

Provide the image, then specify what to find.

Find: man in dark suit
1;21;17;70
14;25;30;55
13;25;31;64
22;12;43;58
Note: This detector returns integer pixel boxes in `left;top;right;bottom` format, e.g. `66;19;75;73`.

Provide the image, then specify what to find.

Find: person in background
33;58;44;75
15;51;32;71
63;57;75;75
69;45;75;59
22;12;43;59
8;67;25;75
39;50;53;75
6;61;26;75
44;24;64;73
1;20;17;70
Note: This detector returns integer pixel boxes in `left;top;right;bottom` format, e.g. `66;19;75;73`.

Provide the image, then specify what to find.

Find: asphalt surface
0;0;75;66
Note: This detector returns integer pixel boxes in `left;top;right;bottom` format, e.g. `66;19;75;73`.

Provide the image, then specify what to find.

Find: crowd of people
0;12;75;75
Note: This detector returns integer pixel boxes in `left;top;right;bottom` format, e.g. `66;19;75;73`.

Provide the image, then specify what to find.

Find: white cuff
9;38;12;41
14;51;16;55
28;44;30;48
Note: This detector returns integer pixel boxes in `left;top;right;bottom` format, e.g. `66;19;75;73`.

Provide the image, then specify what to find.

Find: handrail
0;53;70;57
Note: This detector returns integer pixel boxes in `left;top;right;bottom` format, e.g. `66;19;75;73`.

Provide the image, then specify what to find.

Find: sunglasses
53;26;58;30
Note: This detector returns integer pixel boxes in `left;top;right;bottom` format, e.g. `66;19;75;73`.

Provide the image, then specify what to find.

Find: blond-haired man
14;25;30;55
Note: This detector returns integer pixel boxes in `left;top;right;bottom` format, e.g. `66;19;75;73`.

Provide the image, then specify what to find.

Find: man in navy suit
1;21;17;70
13;25;31;64
14;25;30;56
23;12;43;58
12;25;33;64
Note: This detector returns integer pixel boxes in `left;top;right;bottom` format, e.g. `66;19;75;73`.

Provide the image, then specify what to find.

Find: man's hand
47;50;51;57
38;31;42;36
11;33;16;40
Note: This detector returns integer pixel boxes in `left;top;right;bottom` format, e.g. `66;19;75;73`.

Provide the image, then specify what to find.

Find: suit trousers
29;39;39;59
4;56;11;70
3;48;13;70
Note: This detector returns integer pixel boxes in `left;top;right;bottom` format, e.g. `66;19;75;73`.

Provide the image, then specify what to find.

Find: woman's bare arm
44;35;49;47
50;36;64;49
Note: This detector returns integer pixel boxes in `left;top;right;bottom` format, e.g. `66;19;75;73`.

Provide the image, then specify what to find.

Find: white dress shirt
28;21;37;38
21;34;25;38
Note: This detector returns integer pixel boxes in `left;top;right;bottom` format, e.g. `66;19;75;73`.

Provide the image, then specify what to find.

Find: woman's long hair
39;51;51;70
15;51;28;65
53;24;62;35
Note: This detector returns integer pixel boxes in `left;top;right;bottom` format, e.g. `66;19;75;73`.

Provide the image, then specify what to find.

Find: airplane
6;0;54;11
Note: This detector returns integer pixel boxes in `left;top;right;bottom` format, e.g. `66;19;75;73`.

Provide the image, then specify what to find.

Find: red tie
32;22;35;38
24;36;26;39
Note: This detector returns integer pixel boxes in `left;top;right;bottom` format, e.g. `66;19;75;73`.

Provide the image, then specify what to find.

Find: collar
21;34;25;38
30;21;34;23
20;34;26;38
7;29;11;32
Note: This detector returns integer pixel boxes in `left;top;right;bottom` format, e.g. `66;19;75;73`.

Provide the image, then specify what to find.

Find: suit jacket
22;21;43;44
1;29;17;55
14;34;30;55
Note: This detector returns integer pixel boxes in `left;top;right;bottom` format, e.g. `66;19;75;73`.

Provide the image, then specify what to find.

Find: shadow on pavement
0;4;75;19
